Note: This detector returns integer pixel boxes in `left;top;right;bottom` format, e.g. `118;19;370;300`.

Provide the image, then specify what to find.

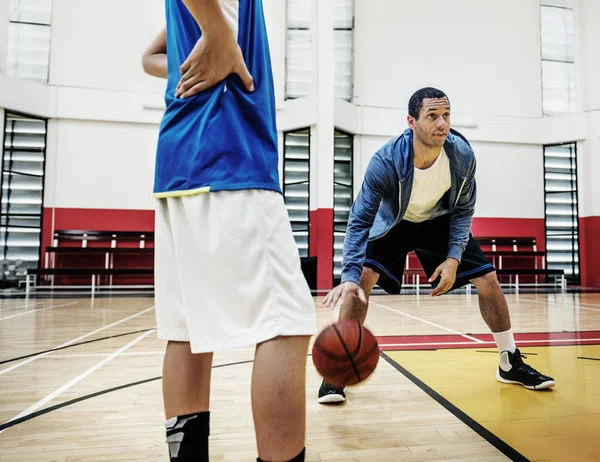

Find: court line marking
380;338;600;347
0;359;256;432
28;347;258;360
0;301;79;321
518;297;600;313
0;305;156;376
45;352;163;358
369;300;484;343
544;296;600;309
380;352;530;462
0;328;156;366
0;301;46;312
0;329;155;435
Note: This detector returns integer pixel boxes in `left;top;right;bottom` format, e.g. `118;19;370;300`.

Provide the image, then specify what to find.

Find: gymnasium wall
0;0;7;74
49;0;165;94
0;0;599;287
577;0;600;286
44;120;156;211
353;0;543;118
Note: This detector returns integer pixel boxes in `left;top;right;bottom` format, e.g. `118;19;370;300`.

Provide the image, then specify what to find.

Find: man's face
408;97;451;148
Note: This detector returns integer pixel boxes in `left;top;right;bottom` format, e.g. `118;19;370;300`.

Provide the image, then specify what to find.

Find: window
333;0;353;101
7;0;53;82
543;142;579;283
286;0;312;99
540;0;575;115
1;112;47;270
333;130;353;283
283;129;310;257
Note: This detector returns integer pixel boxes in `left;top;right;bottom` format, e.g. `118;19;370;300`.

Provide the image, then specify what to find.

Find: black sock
165;411;210;461
257;447;305;462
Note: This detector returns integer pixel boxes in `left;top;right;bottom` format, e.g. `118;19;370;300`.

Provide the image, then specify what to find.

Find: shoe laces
323;381;342;391
511;349;539;375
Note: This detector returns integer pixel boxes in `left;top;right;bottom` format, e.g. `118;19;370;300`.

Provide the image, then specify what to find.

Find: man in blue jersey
318;87;555;404
142;1;315;461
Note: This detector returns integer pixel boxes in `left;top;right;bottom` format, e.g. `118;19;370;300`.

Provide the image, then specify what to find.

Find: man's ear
407;115;416;130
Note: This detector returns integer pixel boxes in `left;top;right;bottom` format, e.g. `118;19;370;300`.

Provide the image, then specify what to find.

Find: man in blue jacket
320;87;555;404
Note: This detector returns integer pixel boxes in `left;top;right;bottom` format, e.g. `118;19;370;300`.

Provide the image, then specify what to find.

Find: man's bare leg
252;335;310;462
161;341;213;461
471;271;555;390
471;271;511;333
163;341;213;419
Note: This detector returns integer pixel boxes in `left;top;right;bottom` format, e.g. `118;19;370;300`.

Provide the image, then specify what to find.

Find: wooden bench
52;229;154;243
26;267;154;293
27;230;155;292
399;267;565;292
401;236;565;291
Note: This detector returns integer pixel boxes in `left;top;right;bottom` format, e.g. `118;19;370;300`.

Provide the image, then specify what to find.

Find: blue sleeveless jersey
153;0;281;197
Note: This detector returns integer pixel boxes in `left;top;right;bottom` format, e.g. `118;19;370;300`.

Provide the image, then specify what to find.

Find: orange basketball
311;320;380;387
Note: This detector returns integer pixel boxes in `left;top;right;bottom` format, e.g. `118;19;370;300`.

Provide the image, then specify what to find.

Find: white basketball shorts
154;189;316;353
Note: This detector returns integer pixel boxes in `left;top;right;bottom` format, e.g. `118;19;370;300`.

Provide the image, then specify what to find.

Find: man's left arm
448;158;477;262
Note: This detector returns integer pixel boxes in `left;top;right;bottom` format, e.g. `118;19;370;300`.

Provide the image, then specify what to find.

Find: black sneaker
496;348;555;390
318;380;346;404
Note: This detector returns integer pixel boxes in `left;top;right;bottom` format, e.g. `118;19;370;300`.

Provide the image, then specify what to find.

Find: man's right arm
340;153;391;285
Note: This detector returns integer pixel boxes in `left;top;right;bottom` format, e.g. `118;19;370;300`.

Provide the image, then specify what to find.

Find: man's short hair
408;87;450;119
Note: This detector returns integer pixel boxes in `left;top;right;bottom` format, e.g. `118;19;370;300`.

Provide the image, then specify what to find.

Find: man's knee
472;271;501;293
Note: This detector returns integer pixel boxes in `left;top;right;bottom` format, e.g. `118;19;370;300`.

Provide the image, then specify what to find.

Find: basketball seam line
332;322;362;382
313;341;349;363
353;322;363;357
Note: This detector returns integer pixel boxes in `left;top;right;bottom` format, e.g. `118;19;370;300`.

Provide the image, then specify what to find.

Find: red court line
377;331;600;351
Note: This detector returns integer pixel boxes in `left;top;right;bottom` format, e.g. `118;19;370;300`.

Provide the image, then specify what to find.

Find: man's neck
413;138;442;169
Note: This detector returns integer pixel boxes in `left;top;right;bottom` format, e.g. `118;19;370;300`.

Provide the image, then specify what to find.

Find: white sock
493;329;516;372
493;329;516;353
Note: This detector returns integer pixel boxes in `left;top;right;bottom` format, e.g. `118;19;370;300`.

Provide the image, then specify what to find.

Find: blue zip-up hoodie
341;128;477;286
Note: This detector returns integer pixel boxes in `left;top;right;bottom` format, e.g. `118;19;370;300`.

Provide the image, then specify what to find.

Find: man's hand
323;281;367;308
429;258;459;296
175;29;254;99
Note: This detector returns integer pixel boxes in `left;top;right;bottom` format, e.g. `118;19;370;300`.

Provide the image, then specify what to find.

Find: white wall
578;112;600;218
353;0;543;118
44;119;156;210
0;0;598;222
0;0;8;74
592;113;600;217
578;0;600;112
356;135;545;219
262;0;286;107
49;0;165;94
577;0;600;218
471;142;544;219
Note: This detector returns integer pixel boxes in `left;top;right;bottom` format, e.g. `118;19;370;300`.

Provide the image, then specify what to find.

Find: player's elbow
141;54;152;75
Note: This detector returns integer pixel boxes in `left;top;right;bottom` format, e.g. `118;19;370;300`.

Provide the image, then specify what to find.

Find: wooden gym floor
1;292;599;461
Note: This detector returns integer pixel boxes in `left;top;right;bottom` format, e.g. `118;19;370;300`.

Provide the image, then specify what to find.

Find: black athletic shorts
364;214;495;294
